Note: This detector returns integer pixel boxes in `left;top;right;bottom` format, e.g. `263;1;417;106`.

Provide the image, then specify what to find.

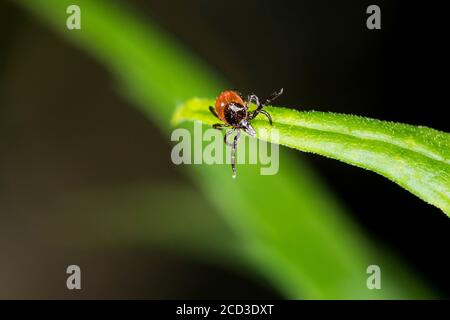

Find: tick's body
209;88;283;178
214;91;247;126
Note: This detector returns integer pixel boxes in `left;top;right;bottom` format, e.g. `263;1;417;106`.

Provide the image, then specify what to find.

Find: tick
209;88;283;178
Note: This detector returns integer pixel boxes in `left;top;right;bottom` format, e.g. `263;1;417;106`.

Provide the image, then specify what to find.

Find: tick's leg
209;106;219;119
258;110;273;125
224;128;235;146
247;94;261;110
262;88;283;106
247;94;262;120
249;88;283;121
213;123;229;130
230;129;241;179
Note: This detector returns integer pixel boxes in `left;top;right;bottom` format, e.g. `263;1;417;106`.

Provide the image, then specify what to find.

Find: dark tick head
224;102;247;127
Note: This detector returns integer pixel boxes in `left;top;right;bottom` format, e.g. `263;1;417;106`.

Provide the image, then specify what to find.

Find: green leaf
16;0;435;298
174;98;450;216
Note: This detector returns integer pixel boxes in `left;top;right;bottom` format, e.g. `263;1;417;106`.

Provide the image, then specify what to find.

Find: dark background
0;0;448;298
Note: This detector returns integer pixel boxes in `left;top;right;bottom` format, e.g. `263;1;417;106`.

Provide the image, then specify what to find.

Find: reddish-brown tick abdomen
215;91;246;123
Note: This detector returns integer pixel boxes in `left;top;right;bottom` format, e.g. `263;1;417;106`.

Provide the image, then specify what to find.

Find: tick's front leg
230;128;241;179
262;88;283;106
247;94;261;110
258;110;273;125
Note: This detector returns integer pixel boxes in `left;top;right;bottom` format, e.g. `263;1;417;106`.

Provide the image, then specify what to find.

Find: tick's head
240;119;256;136
224;102;246;127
